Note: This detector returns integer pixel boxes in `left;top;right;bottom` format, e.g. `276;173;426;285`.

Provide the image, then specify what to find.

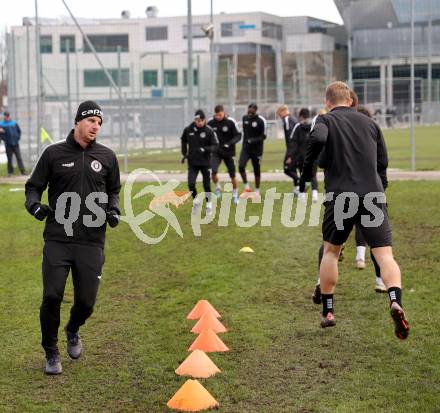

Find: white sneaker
312;190;319;203
298;192;306;202
293;186;300;197
192;199;201;215
233;195;239;205
356;259;366;270
206;201;213;215
375;277;387;293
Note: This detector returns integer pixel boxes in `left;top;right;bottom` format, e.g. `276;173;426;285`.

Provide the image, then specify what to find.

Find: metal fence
2;3;440;172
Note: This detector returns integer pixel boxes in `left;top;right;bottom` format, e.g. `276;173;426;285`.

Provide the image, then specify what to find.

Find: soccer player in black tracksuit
276;105;298;194
25;101;121;374
239;103;267;196
287;108;319;202
181;109;219;215
312;104;388;306
208;105;241;204
301;81;409;339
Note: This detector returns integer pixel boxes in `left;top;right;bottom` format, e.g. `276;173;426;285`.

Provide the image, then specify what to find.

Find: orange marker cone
191;312;228;334
167;379;219;411
187;300;221;320
175;350;221;378
188;329;229;353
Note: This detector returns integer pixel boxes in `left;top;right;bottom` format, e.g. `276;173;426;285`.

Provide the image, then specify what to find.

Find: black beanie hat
75;100;103;124
194;109;206;120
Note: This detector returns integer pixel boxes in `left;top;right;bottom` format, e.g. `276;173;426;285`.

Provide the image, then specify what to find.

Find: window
221;22;245;37
143;70;158;87
60;35;75;53
146;26;168;41
83;34;129;53
183;69;198;86
84;69;130;87
262;22;282;40
393;64;428;79
164;70;178;86
40;35;52;54
353;66;380;79
183;24;208;39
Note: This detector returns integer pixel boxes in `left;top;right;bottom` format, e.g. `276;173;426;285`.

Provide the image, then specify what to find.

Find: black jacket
287;120;311;161
242;114;267;154
207;116;241;156
282;115;297;147
181;122;219;166
303;106;388;196
25;130;121;247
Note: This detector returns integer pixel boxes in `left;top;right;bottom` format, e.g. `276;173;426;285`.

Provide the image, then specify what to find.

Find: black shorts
238;147;262;169
211;152;236;177
322;193;392;248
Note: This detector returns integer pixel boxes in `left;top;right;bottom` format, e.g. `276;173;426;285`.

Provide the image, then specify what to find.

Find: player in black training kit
288;108;319;202
277;105;298;194
208;105;241;204
301;81;409;340
239;103;267;197
181;109;219;215
25;101;121;374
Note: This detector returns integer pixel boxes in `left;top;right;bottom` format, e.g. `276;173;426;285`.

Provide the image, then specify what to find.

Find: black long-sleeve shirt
181;122;219;166
302;106;388;196
282;114;297;147
287;120;312;160
207;116;241;156
242;114;267;154
25;130;121;247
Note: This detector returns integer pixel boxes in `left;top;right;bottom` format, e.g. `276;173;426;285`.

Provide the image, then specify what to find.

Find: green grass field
122;125;440;173
0;181;439;412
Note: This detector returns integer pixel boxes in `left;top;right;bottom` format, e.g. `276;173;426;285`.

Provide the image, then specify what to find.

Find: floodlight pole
210;0;214;111
187;0;194;122
410;0;416;171
35;0;42;155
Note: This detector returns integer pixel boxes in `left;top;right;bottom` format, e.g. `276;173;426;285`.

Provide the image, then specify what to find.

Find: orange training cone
187;300;221;320
167;379;219;411
188;329;229;353
175;350;221;378
191;312;228;334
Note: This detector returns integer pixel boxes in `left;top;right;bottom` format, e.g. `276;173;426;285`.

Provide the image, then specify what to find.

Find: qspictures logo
50;169;387;245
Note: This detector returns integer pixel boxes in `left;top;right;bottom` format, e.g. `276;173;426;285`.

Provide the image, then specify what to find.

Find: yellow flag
41;127;54;144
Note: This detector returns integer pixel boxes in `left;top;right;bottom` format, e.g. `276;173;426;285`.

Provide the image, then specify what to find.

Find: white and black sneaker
65;327;82;360
44;351;62;375
192;199;201;215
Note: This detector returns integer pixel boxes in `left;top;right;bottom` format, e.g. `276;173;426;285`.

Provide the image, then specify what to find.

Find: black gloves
106;210;120;228
181;156;187;164
32;204;52;221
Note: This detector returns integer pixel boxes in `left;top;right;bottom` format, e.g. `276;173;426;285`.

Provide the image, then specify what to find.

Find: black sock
322;294;334;316
388;287;402;306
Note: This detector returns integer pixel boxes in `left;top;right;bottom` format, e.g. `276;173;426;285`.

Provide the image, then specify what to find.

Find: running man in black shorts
208;105;241;204
301;81;409;340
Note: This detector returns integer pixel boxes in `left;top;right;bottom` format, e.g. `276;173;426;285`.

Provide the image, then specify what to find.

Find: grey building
335;0;440;120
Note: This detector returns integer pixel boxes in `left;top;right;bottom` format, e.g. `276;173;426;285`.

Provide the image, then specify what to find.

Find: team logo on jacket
252;121;258;128
200;132;206;138
222;126;228;132
91;160;102;172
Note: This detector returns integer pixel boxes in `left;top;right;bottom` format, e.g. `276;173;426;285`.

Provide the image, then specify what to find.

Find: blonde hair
326;81;351;105
276;105;289;116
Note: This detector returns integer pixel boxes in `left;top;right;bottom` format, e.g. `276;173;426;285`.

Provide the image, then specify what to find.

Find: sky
1;0;343;30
